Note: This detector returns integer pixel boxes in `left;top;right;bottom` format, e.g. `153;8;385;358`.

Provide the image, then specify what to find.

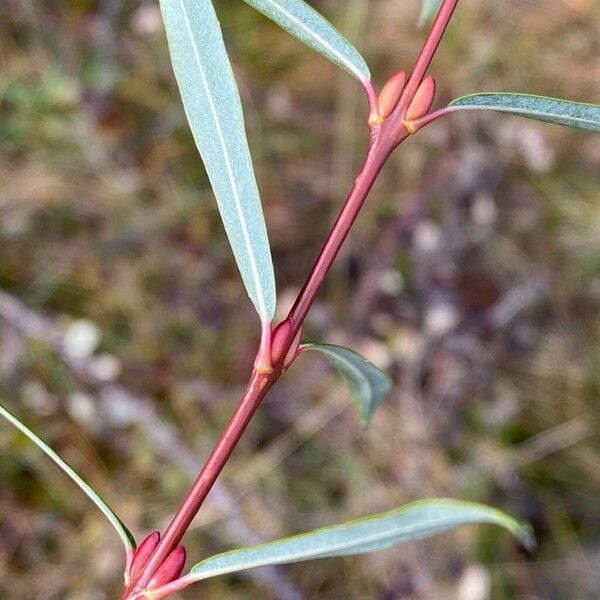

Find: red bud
270;319;293;364
406;75;436;121
283;326;302;369
129;531;160;580
147;546;187;590
377;70;407;119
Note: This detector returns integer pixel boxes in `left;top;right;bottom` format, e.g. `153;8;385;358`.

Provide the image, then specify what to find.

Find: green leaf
449;93;600;132
418;0;441;27
0;402;136;551
185;499;533;582
302;343;391;426
242;0;370;83
159;0;276;321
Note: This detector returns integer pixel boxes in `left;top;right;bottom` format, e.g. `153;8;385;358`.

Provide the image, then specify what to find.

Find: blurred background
1;0;599;598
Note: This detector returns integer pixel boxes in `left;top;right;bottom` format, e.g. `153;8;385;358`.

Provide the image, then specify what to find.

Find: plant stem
124;3;461;596
397;0;459;116
363;80;380;124
125;368;277;594
286;127;398;336
125;129;398;597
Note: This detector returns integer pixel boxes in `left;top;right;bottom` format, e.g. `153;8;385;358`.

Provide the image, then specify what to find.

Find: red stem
125;369;276;594
286;127;398;336
125;130;398;597
124;2;460;596
363;79;380;124
397;0;459;117
286;0;461;333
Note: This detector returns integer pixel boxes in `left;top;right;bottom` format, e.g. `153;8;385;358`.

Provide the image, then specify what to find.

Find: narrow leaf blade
186;499;533;582
418;0;441;27
303;342;391;425
242;0;370;83
159;0;276;320
0;402;135;551
449;93;600;132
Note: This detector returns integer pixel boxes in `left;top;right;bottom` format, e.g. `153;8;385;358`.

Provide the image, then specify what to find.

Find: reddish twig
124;1;460;596
397;0;459;118
123;368;275;594
286;126;400;337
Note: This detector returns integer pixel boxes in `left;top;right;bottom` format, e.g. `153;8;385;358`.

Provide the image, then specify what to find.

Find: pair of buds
374;71;436;123
127;532;186;597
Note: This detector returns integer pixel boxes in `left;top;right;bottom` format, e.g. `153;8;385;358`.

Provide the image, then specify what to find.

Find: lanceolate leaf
418;0;442;27
242;0;370;83
0;402;135;551
183;499;532;583
303;343;391;426
449;93;600;132
159;0;276;321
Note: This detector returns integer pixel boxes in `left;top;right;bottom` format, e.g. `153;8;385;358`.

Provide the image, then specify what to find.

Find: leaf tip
516;523;536;552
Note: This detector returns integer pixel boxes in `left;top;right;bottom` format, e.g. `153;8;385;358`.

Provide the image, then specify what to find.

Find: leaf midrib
256;0;367;82
451;104;597;126
319;347;373;410
449;94;600;128
189;511;504;580
179;0;268;319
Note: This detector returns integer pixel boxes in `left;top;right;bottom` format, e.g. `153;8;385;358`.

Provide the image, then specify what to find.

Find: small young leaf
159;0;276;321
0;402;135;551
418;0;442;27
183;499;532;583
302;343;391;426
449;93;600;132
242;0;370;83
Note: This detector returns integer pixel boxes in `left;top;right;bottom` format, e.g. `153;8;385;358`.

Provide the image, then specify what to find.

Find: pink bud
283;326;302;369
270;319;293;364
147;546;186;590
129;531;160;580
377;70;407;119
406;75;436;121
